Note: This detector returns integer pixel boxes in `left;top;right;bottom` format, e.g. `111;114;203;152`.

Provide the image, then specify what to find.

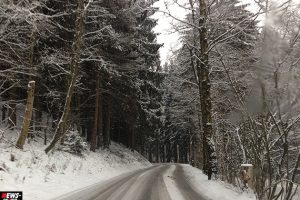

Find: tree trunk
104;100;111;148
167;143;171;162
34;102;42;131
148;149;153;163
163;144;166;163
2;104;6;122
198;0;216;180
117;119;121;143
156;137;160;163
131;127;135;152
128;123;135;151
128;125;132;148
188;0;203;170
194;133;202;168
97;79;103;148
30;30;40;135
16;81;35;149
44;115;50;145
45;0;86;153
176;144;180;163
191;137;196;166
90;72;100;152
8;88;17;129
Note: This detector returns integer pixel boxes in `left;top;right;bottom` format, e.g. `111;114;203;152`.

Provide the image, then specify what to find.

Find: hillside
0;131;151;200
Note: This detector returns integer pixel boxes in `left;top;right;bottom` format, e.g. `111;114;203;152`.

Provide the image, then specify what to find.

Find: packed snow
181;164;256;200
163;165;186;200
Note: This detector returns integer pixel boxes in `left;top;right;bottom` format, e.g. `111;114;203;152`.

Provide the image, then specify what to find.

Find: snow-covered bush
59;131;87;156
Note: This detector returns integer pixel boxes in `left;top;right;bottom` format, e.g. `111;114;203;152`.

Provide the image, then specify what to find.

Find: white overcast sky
151;0;260;64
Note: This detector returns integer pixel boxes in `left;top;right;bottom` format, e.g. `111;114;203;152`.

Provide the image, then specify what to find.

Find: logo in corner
0;192;22;200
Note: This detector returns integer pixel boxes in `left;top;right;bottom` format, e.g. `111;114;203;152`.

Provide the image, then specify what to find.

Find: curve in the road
56;164;205;200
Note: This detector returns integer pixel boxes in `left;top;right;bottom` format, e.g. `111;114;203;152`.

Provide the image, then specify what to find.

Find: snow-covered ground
181;164;299;200
0;130;151;200
181;164;256;200
0;128;256;200
2;127;297;200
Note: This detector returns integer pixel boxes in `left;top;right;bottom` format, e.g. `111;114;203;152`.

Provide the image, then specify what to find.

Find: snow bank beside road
181;164;256;200
0;139;151;200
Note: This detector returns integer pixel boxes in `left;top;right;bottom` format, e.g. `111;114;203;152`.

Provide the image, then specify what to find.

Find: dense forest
1;0;300;199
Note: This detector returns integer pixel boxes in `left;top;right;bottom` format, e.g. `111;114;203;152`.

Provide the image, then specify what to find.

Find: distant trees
162;59;199;164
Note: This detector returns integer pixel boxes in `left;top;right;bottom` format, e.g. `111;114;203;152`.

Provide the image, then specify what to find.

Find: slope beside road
0;140;151;200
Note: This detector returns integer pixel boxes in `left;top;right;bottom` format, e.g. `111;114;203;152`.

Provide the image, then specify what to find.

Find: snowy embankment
181;164;256;200
0;133;151;200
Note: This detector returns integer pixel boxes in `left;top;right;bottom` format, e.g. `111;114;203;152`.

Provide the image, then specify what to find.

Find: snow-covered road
55;164;207;200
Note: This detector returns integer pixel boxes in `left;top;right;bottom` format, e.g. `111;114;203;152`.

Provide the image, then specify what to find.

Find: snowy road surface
55;164;207;200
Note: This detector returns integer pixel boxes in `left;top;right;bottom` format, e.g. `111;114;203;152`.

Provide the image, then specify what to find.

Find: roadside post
241;163;254;190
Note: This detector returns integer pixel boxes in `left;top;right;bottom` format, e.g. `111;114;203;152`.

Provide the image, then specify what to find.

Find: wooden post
16;81;35;149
